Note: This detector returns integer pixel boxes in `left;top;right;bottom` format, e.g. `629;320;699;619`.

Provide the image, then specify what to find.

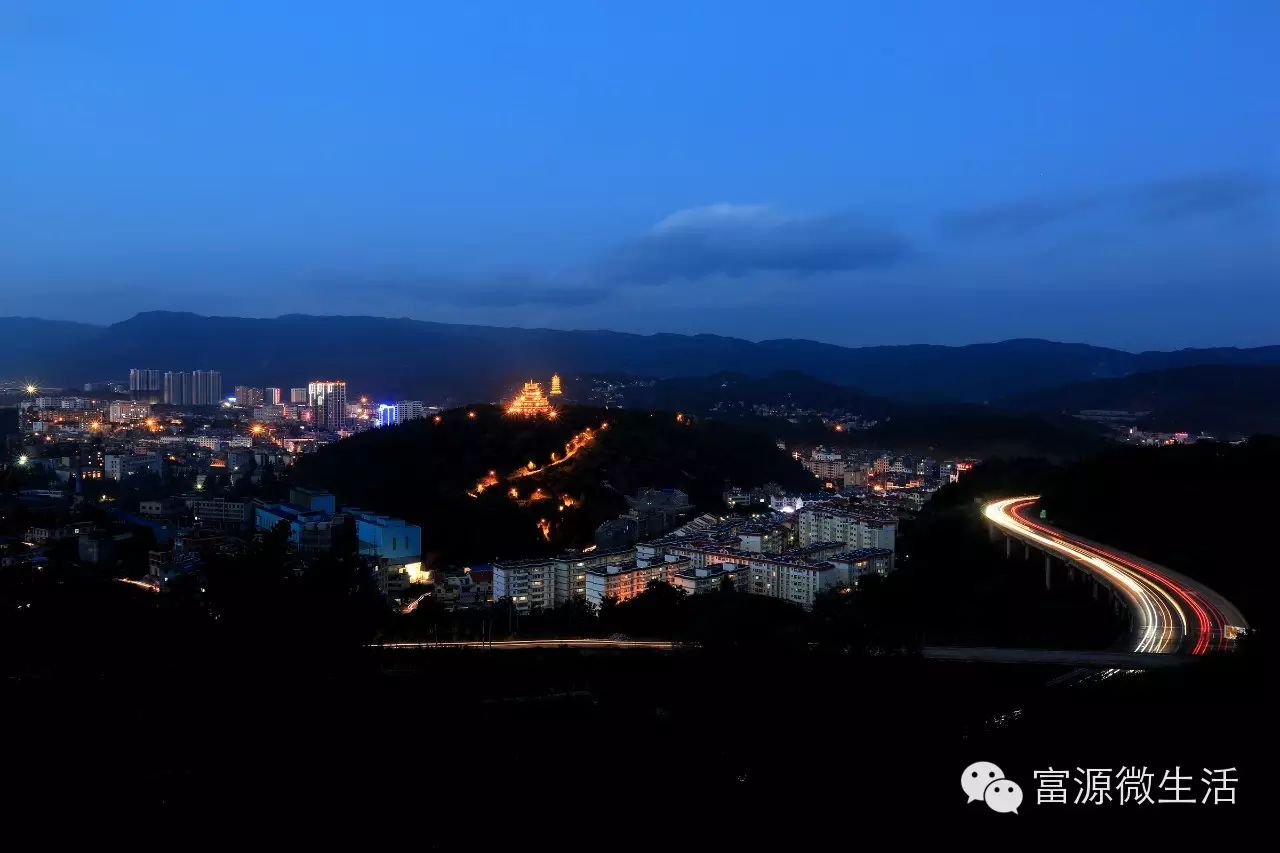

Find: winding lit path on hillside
467;421;607;498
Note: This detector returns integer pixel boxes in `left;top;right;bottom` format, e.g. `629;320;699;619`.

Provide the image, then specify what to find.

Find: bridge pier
1005;536;1011;558
1044;554;1051;590
1024;542;1030;560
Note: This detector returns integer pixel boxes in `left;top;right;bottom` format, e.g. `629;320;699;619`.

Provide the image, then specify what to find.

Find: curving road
983;496;1248;656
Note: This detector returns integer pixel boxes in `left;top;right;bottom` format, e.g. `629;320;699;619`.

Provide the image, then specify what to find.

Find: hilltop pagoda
507;380;554;417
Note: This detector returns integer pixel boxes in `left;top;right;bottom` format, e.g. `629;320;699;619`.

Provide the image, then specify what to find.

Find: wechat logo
962;761;1024;814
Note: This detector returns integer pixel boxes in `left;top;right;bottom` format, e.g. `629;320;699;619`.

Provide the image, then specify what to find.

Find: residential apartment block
796;502;896;555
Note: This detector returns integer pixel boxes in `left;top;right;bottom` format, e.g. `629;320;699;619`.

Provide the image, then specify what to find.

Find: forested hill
293;405;814;563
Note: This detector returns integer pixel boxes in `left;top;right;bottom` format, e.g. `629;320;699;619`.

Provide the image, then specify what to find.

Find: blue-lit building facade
253;487;341;552
351;510;425;593
254;502;341;553
376;400;431;427
252;487;425;596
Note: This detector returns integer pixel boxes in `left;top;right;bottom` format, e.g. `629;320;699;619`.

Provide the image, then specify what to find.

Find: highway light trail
1005;500;1220;654
114;577;160;593
983;497;1248;656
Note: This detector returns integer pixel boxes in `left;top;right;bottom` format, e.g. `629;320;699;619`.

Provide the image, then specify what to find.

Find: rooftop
492;557;555;570
256;502;332;524
829;548;894;562
586;556;690;577
797;501;897;524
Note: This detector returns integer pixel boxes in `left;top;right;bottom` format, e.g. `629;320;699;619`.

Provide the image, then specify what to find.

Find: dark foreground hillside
2;644;1262;833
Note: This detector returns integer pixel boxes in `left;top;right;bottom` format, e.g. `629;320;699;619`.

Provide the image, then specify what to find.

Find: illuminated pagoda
507;380;555;417
549;373;563;396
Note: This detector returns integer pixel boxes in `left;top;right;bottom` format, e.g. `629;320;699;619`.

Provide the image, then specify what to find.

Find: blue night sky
3;1;1277;349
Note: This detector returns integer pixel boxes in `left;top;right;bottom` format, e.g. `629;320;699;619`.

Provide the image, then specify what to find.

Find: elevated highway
983;496;1248;656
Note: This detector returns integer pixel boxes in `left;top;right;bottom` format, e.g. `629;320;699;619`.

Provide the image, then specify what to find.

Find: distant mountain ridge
2;311;1278;403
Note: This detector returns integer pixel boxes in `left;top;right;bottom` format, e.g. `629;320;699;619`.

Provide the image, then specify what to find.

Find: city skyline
3;2;1277;349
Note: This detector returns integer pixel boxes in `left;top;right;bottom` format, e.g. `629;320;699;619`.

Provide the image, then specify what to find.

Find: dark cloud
598;204;913;283
1134;172;1273;221
937;197;1098;239
940;171;1275;239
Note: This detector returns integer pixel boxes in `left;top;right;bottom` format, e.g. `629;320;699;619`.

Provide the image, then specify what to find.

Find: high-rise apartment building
163;371;192;405
289;388;308;404
129;369;163;402
234;386;264;407
192;370;222;405
129;368;163;393
395;400;426;423
307;380;347;430
263;387;282;406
